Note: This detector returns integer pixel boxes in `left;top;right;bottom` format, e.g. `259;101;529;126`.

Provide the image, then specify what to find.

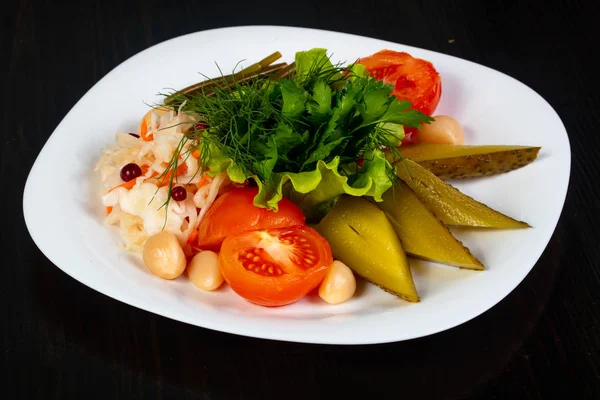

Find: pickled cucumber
379;185;484;270
315;195;419;302
395;158;530;229
399;144;541;179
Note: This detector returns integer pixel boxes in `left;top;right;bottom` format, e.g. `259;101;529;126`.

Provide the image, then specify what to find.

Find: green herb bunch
162;49;433;216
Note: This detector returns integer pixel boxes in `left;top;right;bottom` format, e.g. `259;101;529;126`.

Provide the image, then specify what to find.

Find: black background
4;0;600;399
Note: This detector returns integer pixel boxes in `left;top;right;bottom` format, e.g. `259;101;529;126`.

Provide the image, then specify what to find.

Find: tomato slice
358;50;442;144
197;187;306;250
220;226;332;307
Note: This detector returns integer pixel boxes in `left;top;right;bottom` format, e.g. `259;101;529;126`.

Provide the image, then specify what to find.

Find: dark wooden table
5;0;600;398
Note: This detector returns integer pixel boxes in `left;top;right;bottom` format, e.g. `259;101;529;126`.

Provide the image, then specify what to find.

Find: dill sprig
153;49;433;216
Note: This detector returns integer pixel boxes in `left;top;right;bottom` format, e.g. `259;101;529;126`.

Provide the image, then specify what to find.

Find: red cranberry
188;123;208;135
120;163;142;182
171;186;187;201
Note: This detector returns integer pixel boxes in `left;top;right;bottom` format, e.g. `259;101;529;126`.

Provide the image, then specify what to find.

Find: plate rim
23;25;572;345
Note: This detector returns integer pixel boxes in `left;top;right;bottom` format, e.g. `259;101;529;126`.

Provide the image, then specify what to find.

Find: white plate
23;26;570;344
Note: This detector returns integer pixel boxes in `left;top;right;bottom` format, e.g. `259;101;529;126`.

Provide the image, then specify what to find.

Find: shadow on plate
31;231;564;399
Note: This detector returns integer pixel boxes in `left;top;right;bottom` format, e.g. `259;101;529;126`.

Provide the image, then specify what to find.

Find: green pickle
379;185;484;270
315;195;419;302
398;144;541;180
395;158;530;229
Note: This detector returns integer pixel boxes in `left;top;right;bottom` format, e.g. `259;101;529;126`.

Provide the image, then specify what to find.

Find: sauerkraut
95;107;228;253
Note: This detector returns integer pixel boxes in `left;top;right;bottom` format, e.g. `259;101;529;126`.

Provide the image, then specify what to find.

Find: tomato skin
358;50;442;131
197;187;306;250
220;226;332;307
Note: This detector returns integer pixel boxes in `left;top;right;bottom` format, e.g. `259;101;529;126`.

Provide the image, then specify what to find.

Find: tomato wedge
220;226;332;307
358;50;442;144
358;50;442;116
197;187;306;250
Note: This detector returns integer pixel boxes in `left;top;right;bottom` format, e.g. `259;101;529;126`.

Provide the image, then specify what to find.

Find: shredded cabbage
95;108;218;252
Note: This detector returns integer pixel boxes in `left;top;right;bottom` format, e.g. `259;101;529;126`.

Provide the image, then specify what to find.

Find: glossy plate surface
23;26;570;344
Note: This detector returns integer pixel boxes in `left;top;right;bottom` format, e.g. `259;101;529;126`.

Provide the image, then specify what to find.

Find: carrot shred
145;171;160;182
139;119;153;141
197;174;211;188
187;229;199;245
106;206;113;215
108;178;137;192
191;149;201;159
158;163;188;187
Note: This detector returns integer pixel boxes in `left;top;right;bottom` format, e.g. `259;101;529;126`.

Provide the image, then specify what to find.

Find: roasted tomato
197;187;306;250
219;226;333;306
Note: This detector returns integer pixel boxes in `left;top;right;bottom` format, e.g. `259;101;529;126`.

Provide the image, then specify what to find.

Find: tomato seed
253;256;260;262
268;267;273;274
261;264;267;270
246;253;253;259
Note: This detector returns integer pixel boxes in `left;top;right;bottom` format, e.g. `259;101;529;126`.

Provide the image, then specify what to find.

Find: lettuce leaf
295;48;334;81
205;147;394;219
204;153;247;183
348;63;368;79
251;149;393;217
